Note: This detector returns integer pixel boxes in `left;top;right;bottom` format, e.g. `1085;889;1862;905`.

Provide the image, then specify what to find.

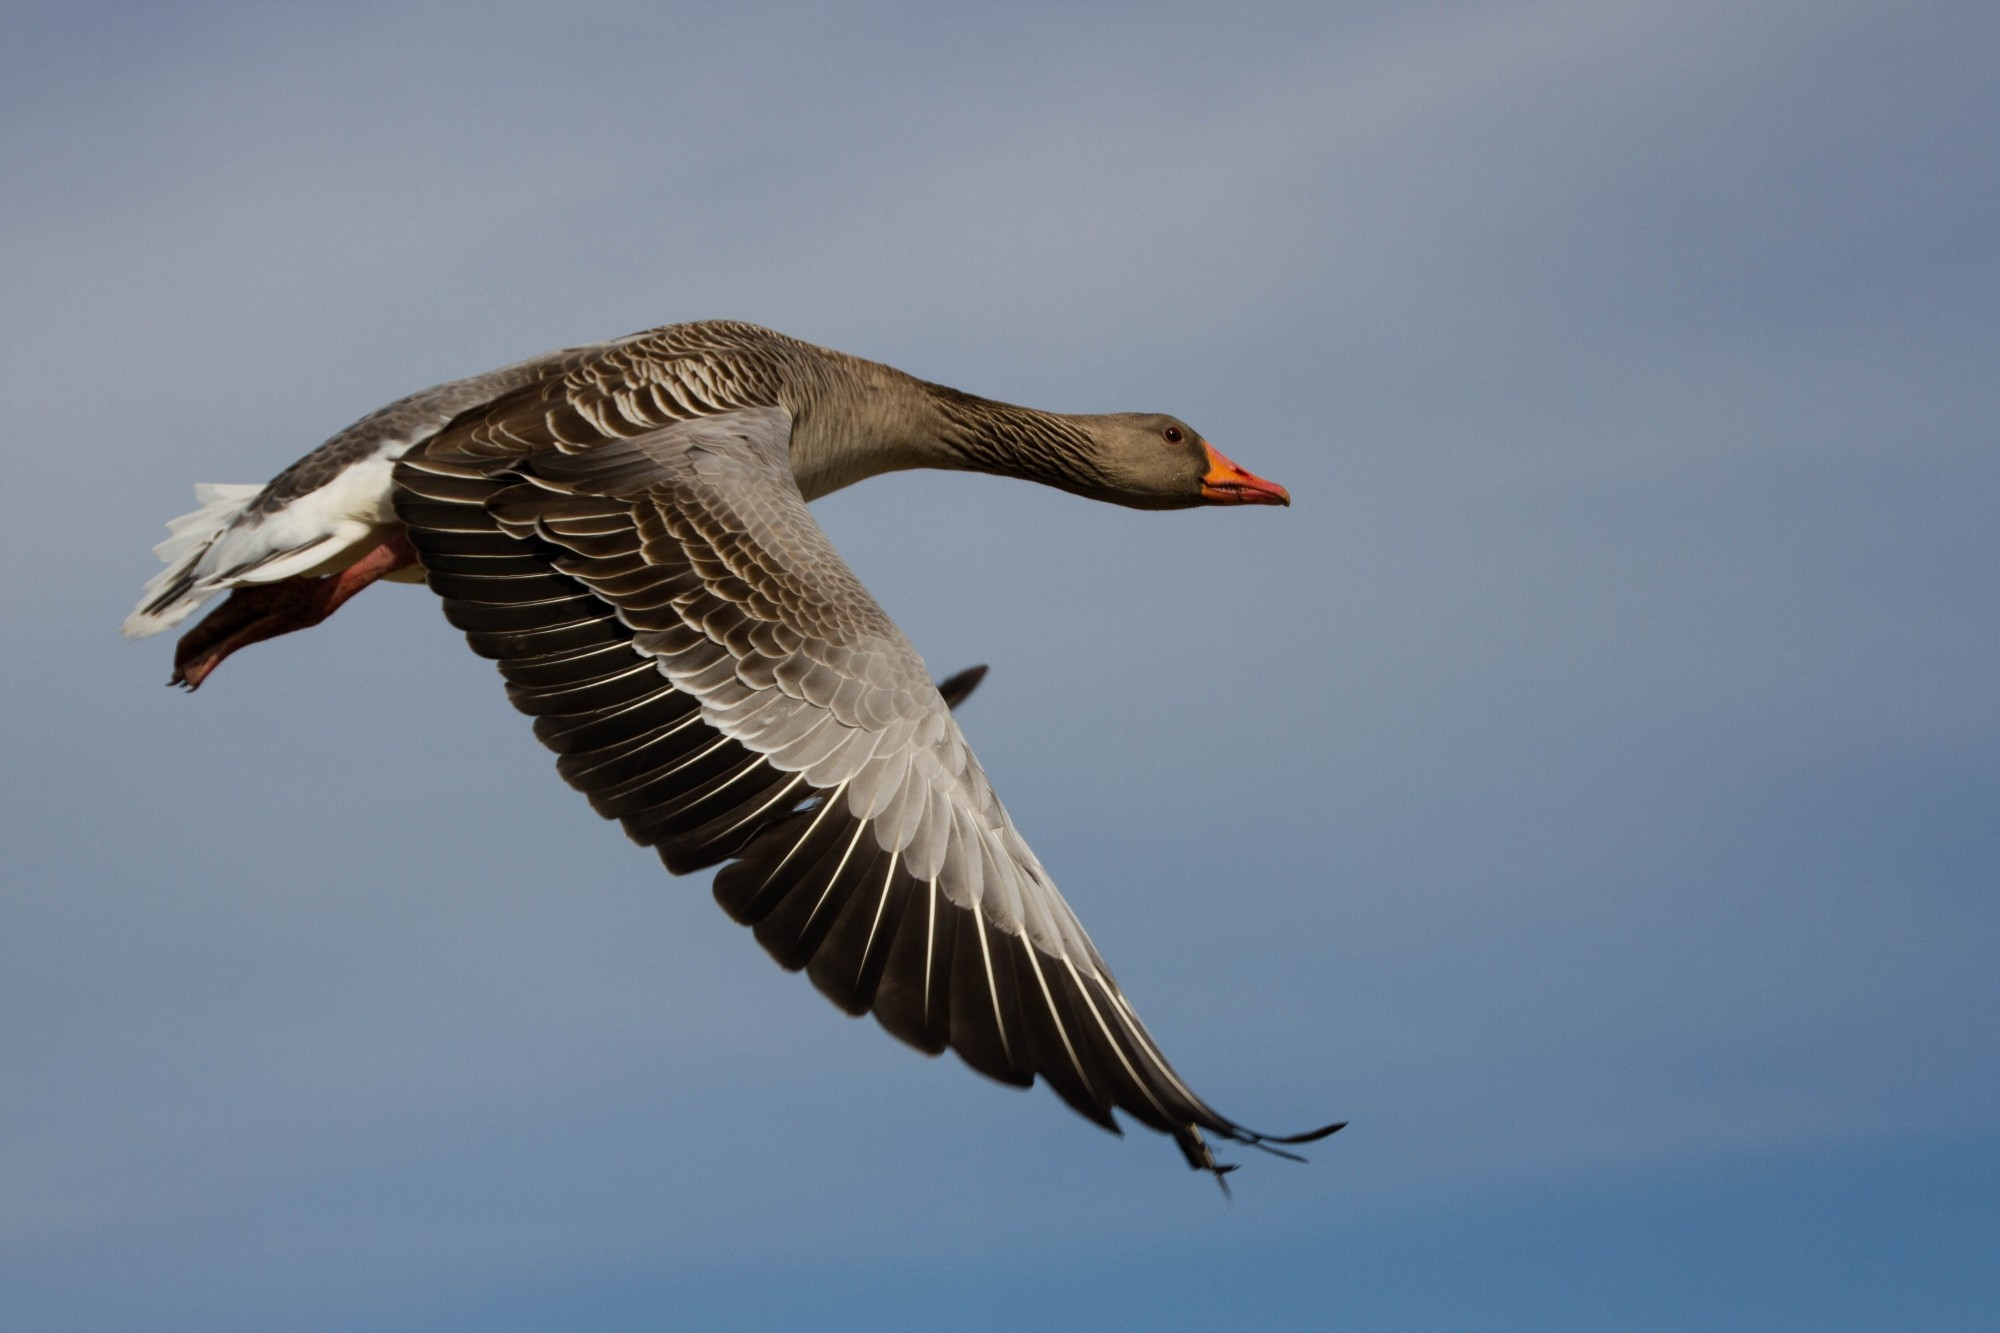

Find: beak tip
1201;442;1289;507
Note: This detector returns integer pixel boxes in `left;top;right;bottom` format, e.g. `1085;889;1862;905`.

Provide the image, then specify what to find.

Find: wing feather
391;363;1340;1176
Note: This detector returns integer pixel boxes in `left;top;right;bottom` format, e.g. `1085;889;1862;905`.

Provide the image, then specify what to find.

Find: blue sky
3;1;1996;1328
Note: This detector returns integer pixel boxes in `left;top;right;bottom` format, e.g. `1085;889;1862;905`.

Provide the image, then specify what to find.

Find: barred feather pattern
925;384;1109;495
392;355;1336;1175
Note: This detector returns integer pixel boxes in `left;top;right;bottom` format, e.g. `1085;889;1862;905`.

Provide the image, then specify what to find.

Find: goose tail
121;483;264;638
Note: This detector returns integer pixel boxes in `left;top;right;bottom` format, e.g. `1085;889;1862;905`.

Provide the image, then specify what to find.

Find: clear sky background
4;2;1995;1329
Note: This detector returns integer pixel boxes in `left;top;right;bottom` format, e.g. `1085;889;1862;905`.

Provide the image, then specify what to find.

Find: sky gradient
4;2;1997;1328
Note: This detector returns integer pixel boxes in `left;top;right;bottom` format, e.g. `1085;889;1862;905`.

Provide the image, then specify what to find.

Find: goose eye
1163;426;1184;444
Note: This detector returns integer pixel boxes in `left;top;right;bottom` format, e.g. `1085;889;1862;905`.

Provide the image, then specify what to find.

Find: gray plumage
128;320;1336;1181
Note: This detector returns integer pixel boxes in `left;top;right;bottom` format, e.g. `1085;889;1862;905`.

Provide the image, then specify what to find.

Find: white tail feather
123;484;265;638
124;445;403;640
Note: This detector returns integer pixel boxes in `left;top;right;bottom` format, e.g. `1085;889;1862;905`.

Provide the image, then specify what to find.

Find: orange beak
1200;443;1291;506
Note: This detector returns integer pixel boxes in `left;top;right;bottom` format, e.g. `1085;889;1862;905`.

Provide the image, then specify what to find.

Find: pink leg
171;528;419;690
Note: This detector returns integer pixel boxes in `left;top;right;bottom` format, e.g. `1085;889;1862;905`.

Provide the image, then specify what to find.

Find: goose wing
392;365;1337;1176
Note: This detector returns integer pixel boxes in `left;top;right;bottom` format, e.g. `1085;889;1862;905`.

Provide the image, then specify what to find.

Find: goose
124;320;1340;1183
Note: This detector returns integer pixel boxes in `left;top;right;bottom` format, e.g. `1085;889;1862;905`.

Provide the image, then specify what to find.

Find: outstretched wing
393;370;1336;1175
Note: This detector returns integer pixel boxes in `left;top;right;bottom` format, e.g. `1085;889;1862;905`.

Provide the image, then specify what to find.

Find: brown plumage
125;320;1333;1183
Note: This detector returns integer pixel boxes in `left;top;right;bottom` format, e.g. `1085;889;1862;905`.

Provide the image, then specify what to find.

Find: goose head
1077;413;1291;511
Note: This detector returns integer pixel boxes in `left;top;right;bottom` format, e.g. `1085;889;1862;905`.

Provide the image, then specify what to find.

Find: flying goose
125;320;1339;1182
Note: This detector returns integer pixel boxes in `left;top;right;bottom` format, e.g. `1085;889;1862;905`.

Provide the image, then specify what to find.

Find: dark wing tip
935;664;989;711
1263;1120;1348;1146
1179;1117;1346;1179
